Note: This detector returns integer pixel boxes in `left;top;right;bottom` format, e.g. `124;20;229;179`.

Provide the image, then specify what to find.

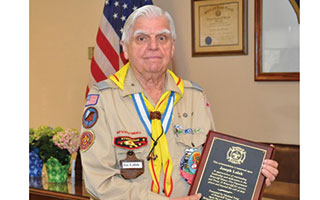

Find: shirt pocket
175;132;207;149
112;138;149;181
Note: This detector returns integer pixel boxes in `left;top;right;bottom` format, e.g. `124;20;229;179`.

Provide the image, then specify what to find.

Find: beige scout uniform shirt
80;68;215;200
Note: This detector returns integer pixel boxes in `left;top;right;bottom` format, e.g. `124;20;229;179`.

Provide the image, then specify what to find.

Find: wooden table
29;177;90;200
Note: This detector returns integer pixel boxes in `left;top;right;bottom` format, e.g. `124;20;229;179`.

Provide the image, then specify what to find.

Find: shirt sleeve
80;86;169;200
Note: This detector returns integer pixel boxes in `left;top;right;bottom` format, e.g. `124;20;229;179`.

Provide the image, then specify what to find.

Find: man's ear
120;40;129;59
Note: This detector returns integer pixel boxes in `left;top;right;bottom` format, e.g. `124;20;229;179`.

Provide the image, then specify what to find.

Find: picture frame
254;0;300;81
191;0;248;56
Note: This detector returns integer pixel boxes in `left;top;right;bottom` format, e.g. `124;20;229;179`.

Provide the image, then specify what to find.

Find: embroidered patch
180;148;201;184
80;131;95;152
85;94;99;107
82;107;98;128
114;136;148;150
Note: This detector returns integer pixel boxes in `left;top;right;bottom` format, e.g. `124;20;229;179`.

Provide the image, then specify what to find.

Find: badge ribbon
110;63;184;197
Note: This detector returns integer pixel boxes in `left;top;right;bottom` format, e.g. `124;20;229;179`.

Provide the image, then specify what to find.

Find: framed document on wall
191;0;248;56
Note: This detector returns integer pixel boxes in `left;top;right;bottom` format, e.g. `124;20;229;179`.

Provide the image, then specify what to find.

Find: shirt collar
121;67;183;98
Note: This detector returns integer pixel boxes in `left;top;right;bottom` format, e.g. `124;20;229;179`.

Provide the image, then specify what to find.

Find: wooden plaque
188;131;275;200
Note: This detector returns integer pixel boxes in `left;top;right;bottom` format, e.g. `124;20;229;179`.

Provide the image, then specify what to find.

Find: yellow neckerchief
109;63;184;197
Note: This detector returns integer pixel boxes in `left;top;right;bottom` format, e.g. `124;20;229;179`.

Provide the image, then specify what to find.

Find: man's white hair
121;5;176;44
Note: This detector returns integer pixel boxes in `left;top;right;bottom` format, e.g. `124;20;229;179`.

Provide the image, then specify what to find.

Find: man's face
122;15;175;77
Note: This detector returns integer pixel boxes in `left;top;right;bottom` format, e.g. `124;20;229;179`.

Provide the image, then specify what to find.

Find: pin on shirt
174;124;183;136
174;125;203;135
184;128;193;134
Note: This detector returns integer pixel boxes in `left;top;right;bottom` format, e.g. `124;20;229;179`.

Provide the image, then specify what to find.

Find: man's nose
148;37;159;50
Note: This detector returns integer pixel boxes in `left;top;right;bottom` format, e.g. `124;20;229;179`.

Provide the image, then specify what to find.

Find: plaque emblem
226;146;246;165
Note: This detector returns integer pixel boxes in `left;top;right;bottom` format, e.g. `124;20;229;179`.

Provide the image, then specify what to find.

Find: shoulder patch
82;107;98;128
85;94;99;107
80;131;95;152
95;81;110;91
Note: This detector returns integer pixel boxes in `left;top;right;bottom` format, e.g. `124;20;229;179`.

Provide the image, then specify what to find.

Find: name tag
122;161;143;169
119;151;144;179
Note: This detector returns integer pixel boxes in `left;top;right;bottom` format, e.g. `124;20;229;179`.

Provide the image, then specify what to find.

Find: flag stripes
86;0;153;97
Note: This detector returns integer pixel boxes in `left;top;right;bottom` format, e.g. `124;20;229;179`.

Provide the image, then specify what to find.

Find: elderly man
80;5;278;200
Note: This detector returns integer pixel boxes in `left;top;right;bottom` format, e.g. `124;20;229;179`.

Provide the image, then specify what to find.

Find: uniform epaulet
95;80;111;91
184;80;203;92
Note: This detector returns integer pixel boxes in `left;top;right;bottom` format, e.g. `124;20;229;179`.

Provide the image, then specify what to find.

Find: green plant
29;126;79;165
29;128;36;150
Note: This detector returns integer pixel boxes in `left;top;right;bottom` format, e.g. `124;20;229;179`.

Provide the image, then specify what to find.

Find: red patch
114;136;147;150
80;131;95;152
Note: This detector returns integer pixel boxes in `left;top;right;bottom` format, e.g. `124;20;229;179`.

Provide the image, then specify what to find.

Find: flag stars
121;15;126;21
133;6;137;11
120;28;124;33
123;3;128;9
114;1;119;7
113;13;118;19
105;0;109;5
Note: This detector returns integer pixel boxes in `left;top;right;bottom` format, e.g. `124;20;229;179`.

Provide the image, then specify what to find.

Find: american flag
86;0;153;97
85;94;100;107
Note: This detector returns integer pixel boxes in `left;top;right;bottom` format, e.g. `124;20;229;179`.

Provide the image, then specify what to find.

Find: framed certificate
191;0;248;56
189;131;275;200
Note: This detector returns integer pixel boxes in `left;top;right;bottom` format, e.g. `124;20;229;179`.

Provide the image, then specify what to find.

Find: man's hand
262;159;279;186
170;193;202;200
